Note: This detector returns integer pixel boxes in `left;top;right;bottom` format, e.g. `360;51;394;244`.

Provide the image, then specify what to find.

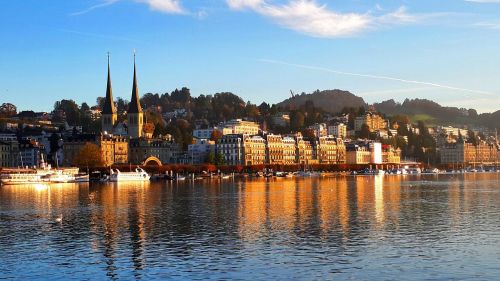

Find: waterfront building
336;138;347;164
354;112;387;132
346;144;371;164
317;136;337;164
295;134;318;165
129;135;181;165
63;134;128;167
382;145;401;164
187;139;216;164
327;123;347;139
18;139;44;168
243;135;266;165
216;134;245;166
440;138;499;165
282;136;297;165
265;134;284;164
370;142;383;164
0;140;19;168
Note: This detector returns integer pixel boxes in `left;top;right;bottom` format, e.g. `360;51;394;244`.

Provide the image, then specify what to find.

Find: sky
1;0;500;113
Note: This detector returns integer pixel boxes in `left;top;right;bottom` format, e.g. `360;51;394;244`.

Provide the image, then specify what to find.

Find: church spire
102;52;116;115
128;50;142;114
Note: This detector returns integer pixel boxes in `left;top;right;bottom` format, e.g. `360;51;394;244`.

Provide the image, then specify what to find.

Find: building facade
63;134;128;167
243;135;266;165
317;136;337;164
188;139;216;165
328;123;347;139
265;134;284;165
129;136;181;165
221;119;260;135
216;134;245;166
440;139;499;165
354;113;387;132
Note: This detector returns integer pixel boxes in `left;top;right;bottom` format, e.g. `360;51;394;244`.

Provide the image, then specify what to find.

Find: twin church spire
101;52;143;138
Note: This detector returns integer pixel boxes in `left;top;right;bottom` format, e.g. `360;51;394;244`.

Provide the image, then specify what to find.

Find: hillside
374;98;499;129
277;89;367;113
275;90;498;129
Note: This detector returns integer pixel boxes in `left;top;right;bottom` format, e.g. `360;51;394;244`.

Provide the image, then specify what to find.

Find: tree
73;143;104;168
0;103;17;117
210;130;223;142
290;111;305;131
215;153;225;166
358;124;371;139
54;99;81;125
245;102;260;120
301;128;316;139
80;102;90;112
205;151;215;164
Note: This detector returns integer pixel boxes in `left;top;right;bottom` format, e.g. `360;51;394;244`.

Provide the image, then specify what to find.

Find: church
100;54;181;165
101;54;144;138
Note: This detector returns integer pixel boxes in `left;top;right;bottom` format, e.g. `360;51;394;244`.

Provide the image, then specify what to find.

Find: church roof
128;54;143;114
102;55;116;115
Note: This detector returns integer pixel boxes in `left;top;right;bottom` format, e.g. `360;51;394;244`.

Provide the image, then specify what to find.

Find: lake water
1;174;500;280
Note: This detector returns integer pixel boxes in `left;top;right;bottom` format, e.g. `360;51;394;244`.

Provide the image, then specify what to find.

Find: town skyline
1;1;500;113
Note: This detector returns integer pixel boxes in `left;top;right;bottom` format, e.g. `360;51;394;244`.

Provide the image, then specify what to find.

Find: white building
216;134;245;166
327;123;347;139
370;142;383;164
308;123;328;137
188;139;216;164
220;119;260;135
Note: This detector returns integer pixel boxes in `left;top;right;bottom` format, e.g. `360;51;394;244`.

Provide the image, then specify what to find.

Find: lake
1;174;500;280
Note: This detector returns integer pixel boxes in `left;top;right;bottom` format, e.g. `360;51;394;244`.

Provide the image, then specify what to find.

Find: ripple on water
1;174;500;280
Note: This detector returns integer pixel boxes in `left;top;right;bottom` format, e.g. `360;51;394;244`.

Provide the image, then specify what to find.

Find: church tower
102;53;117;134
127;52;143;138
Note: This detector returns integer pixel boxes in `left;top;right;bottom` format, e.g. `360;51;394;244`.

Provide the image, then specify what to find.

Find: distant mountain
374;98;499;129
277;89;367;113
276;90;498;129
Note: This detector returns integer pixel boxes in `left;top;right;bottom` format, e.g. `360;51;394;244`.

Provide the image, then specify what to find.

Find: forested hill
277;89;367;114
275;90;498;129
373;98;500;129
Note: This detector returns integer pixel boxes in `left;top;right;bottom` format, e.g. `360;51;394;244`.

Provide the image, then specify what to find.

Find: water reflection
1;174;500;280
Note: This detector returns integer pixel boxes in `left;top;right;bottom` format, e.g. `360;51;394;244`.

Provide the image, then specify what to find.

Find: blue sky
1;0;500;113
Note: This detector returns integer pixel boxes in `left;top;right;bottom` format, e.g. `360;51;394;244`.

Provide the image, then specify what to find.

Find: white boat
296;171;320;177
46;170;75;183
176;175;186;181
1;170;45;185
74;174;90;182
0;164;81;185
109;168;150;182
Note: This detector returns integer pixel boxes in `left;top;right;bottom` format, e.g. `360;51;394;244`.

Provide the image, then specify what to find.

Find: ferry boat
109;168;150;182
1;169;46;185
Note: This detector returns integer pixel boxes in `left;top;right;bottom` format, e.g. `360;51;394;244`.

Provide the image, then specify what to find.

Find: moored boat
109;168;150;182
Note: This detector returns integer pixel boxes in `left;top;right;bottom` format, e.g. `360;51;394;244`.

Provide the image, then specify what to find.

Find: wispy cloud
70;0;186;16
358;87;435;97
136;0;185;14
258;58;495;97
465;0;500;3
70;0;119;16
474;21;500;29
227;0;433;38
